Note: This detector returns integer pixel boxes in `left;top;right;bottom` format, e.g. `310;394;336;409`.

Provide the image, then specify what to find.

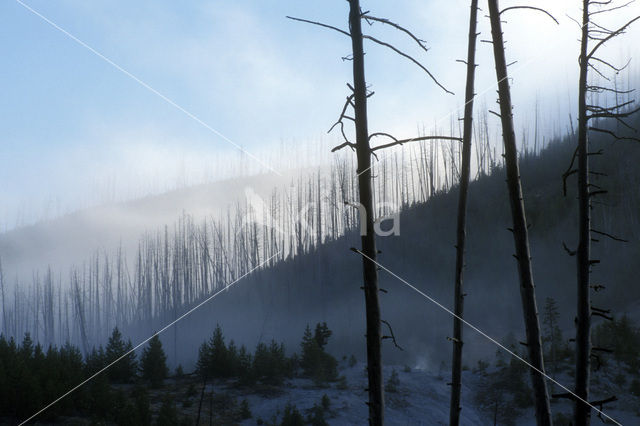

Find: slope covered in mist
0;172;288;277
1;120;639;372
172;128;640;370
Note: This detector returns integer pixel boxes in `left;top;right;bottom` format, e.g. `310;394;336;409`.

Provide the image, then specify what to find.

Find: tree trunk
487;1;552;425
348;1;384;424
0;258;6;337
450;1;479;425
575;1;592;424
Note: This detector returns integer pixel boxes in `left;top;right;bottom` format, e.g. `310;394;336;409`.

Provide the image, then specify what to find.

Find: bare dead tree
449;2;479;425
565;2;640;424
487;1;553;424
289;2;456;423
345;4;384;422
0;257;6;337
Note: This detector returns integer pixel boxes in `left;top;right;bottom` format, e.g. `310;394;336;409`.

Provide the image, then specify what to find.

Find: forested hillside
2;115;639;371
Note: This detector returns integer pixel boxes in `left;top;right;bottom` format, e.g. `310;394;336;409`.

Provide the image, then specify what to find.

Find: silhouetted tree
105;327;137;383
449;1;479;424
140;334;168;388
568;2;640;423
487;1;554;424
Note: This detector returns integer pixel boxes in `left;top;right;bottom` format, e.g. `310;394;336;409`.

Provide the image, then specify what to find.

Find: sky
1;0;640;230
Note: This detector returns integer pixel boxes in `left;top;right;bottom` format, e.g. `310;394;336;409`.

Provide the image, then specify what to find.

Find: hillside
3;118;639;369
2;119;640;424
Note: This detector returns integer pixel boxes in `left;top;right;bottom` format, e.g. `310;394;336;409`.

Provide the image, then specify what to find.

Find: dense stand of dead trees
0;133;499;356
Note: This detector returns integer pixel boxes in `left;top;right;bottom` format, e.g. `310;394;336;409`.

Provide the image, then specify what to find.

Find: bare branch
381;319;404;351
360;14;430;54
592;311;614;320
587;84;635;94
331;141;356;153
562;145;579;196
587;15;640;59
370;134;462;152
552;393;577;401
362;34;454;94
590;0;635;15
500;6;559;24
588;105;640;127
587;100;635;113
565;13;582;28
286;16;351;37
591;396;617;406
590;229;629;243
562;242;577;256
591;346;613;353
587;62;610;80
369;132;398;143
589;126;640;142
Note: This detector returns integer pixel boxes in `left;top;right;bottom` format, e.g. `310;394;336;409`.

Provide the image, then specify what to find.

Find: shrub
336;375;348;390
239;398;252;420
281;403;305;426
321;394;330;411
156;396;179;426
348;354;357;368
175;364;184;378
385;369;400;393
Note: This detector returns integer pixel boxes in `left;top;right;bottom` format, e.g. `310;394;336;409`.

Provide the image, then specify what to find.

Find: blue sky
1;0;639;229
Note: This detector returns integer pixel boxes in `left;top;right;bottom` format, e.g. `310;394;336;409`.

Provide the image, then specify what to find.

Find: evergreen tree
300;325;320;376
196;324;230;379
281;403;305;426
542;297;563;377
156;396;179;426
209;324;228;378
238;344;253;384
140;334;168;388
105;327;137;383
314;323;332;349
85;346;107;375
300;324;337;383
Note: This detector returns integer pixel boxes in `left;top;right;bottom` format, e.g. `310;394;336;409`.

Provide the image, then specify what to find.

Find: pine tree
300;324;337;383
105;327;137;383
314;323;331;349
140;334;168;388
300;325;320;377
156;396;179;426
209;324;228;378
542;297;563;379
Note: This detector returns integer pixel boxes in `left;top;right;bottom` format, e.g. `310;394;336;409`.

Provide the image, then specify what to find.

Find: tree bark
487;1;552;425
449;1;479;425
348;1;384;424
574;1;592;424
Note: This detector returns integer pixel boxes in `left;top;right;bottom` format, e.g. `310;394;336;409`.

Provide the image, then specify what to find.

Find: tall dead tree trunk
575;2;591;423
487;1;552;425
449;1;478;424
0;257;6;337
348;1;384;423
